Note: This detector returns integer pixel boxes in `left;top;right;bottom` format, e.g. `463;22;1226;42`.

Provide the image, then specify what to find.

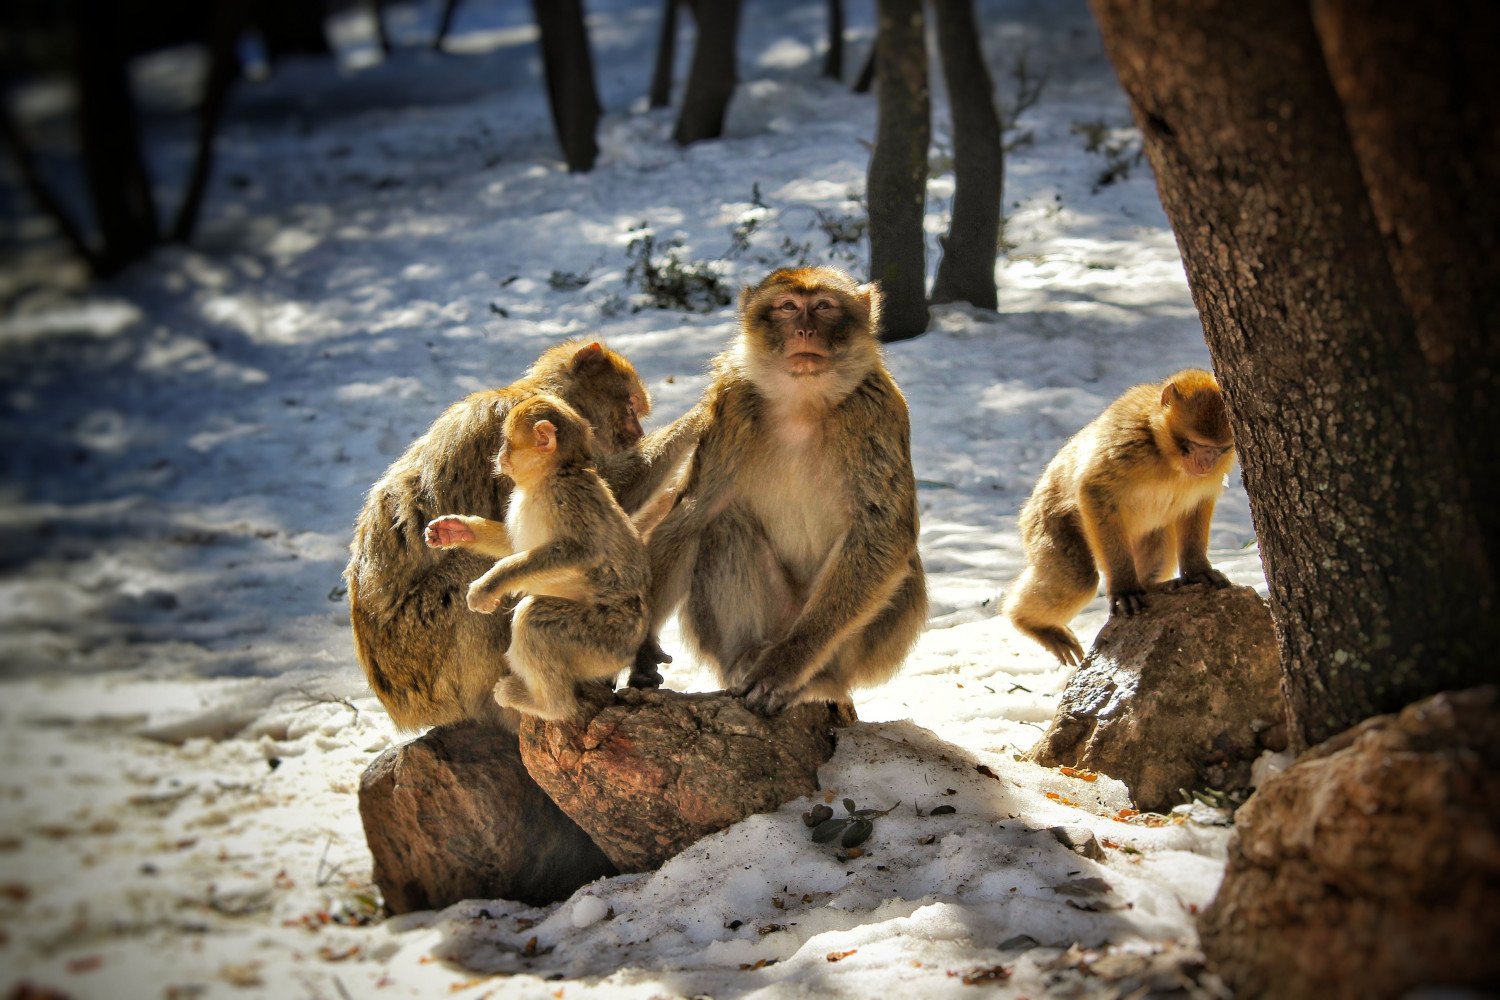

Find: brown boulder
1199;685;1500;999
518;687;852;872
359;721;616;914
1028;583;1287;811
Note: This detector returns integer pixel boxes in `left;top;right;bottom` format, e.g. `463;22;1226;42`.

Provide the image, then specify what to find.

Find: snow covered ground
0;0;1265;996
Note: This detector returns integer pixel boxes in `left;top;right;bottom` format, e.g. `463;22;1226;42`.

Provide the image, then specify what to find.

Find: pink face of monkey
766;289;847;376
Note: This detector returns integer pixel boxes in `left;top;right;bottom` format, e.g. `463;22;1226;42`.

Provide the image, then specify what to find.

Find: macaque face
1173;429;1233;477
571;367;648;455
765;289;848;377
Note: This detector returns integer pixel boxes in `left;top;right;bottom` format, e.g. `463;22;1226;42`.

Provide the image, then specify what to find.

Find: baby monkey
425;394;649;720
1004;368;1236;665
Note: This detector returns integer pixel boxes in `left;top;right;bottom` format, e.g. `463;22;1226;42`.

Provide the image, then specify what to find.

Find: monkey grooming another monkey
346;340;699;730
1003;368;1237;666
642;266;928;715
425;395;649;721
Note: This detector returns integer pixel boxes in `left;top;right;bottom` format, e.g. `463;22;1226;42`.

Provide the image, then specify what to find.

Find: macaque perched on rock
346;340;699;730
1004;368;1237;665
426;395;649;721
641;266;928;715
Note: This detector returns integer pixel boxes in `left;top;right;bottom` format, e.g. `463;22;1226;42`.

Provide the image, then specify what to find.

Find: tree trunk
853;40;876;94
172;0;250;242
71;0;159;275
1089;0;1500;747
673;0;740;145
648;0;680;109
256;0;329;58
822;0;844;80
433;0;461;50
929;0;1001;310
531;0;602;173
1311;0;1500;582
867;0;930;341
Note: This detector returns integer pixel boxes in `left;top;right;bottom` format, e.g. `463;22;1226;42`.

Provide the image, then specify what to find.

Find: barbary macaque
424;394;649;721
642;266;928;715
345;340;699;730
1003;368;1237;665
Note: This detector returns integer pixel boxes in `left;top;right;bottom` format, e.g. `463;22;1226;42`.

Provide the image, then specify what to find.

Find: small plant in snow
803;797;898;850
1071;118;1144;192
624;225;732;312
548;268;593;291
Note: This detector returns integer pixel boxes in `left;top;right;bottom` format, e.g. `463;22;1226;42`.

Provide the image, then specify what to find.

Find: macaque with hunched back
1003;368;1237;665
346;340;700;730
641;266;928;715
425;394;649;721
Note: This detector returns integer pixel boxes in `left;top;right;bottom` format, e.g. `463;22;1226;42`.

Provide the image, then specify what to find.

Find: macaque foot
627;636;671;689
1176;568;1231;589
494;675;576;722
425;515;477;549
1032;626;1085;666
1109;589;1148;616
467;579;505;614
730;673;801;716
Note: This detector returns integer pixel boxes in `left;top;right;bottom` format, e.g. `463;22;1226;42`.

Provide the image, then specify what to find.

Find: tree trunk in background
257;0;330;58
822;0;844;80
867;0;929;342
853;41;876;94
1311;0;1500;580
1089;0;1500;747
71;0;158;275
433;0;461;49
673;0;740;145
532;0;601;173
929;0;1001;310
172;0;250;242
648;0;680;109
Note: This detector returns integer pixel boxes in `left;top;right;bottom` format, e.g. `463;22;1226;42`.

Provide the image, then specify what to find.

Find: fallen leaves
826;949;857;962
1058;766;1099;782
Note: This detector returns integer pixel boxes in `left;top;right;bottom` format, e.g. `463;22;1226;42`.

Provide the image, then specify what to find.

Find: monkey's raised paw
426;515;477;549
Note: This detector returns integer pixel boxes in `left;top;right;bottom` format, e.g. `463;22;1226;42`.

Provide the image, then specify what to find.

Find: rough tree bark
1089;0;1499;747
648;0;680;109
867;0;930;342
823;0;844;80
1311;0;1500;580
673;0;740;145
929;0;1001;310
531;0;602;173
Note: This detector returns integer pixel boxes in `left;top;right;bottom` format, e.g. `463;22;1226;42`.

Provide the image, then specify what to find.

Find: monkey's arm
466;538;591;613
601;402;708;513
425;514;514;560
1173;498;1229;588
1077;478;1146;615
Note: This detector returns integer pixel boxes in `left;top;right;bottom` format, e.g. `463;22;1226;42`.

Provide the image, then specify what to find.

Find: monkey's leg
1174;500;1230;589
799;556;928;705
1133;526;1177;589
682;506;798;688
1003;513;1098;666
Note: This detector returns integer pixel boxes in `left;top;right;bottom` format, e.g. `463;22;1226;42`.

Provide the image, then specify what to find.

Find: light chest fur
740;405;848;585
504;484;589;600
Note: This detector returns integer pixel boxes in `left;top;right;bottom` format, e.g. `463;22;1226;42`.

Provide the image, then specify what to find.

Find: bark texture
672;0;740;145
1311;0;1500;577
518;688;851;873
1028;584;1287;812
532;0;602;173
867;0;930;341
359;722;616;914
929;0;1001;310
1199;685;1500;998
1089;0;1499;747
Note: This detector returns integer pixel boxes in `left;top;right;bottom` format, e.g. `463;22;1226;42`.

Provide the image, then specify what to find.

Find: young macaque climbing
1004;368;1237;665
425;394;649;721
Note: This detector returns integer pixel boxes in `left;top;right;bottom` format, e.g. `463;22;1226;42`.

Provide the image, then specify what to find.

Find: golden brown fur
426;395;649;721
346;340;699;730
1003;368;1236;665
643;266;928;714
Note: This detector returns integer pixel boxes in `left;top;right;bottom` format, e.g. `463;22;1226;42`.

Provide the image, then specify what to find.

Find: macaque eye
813;300;834;311
778;301;799;312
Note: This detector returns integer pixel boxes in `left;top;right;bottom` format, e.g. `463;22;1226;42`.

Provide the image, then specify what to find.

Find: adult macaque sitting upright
642;266;928;714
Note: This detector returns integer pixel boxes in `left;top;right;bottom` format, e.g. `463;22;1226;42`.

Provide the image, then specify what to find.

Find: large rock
1199;685;1500;999
518;687;853;872
1028;583;1287;811
360;721;616;914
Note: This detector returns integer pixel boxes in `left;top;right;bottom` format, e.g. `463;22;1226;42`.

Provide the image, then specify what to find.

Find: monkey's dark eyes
1175;438;1192;455
778;301;798;311
813;300;834;311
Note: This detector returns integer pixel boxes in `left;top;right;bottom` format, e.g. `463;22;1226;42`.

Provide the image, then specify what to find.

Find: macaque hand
627;635;672;689
466;578;505;614
728;646;801;716
425;515;477;549
1176;568;1231;589
1109;588;1148;616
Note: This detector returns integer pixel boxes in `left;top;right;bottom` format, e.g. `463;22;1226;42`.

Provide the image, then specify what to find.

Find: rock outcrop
1028;583;1287;811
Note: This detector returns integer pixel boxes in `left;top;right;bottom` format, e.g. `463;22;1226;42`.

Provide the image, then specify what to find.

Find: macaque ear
1161;382;1184;408
532;419;557;454
570;342;608;372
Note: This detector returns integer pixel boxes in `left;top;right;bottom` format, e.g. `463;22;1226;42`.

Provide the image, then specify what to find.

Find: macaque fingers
424;514;477;548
